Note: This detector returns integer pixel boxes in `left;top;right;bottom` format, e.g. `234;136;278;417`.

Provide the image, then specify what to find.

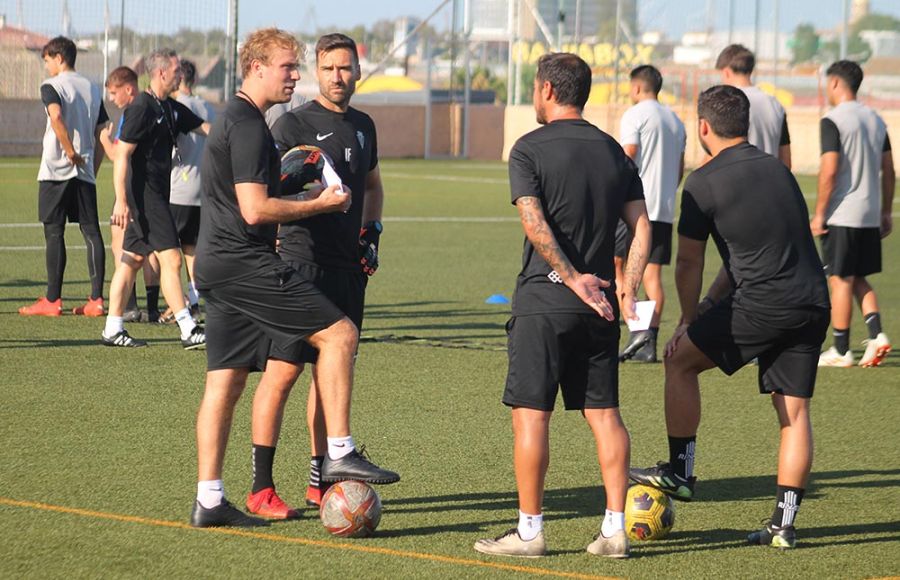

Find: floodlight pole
225;0;238;98
425;36;433;159
103;0;110;98
728;0;735;44
574;0;583;44
773;0;780;88
513;0;523;106
506;0;516;107
753;0;760;56
462;0;472;159
612;0;623;106
118;0;125;66
840;0;849;59
557;0;565;51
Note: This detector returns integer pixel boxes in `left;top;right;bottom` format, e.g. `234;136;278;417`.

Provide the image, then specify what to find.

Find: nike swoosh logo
316;132;334;141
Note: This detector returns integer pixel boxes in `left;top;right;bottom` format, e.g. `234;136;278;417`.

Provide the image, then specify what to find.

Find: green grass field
1;158;898;579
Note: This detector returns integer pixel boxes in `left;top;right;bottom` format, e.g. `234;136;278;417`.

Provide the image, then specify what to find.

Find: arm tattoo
623;236;646;296
517;197;576;280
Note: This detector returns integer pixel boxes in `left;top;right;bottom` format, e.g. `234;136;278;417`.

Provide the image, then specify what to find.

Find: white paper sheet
626;300;656;332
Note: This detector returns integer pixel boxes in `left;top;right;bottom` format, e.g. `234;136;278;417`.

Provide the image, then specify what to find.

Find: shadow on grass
638;520;900;555
0;278;44;288
0;338;108;349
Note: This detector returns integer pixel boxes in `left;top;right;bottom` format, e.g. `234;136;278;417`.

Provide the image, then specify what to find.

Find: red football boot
72;297;105;317
19;297;62;317
246;487;301;520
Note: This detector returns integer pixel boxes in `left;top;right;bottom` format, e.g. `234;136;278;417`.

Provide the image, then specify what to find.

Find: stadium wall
503;104;900;176
3;98;896;172
0;101;506;160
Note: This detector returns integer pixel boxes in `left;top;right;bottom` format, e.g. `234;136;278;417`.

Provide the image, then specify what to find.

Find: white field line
3;213;900;251
381;171;508;184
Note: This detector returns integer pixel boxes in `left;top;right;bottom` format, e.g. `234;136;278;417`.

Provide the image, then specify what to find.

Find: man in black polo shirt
629;86;830;549
474;53;651;559
100;48;209;348
246;33;390;516
190;28;398;528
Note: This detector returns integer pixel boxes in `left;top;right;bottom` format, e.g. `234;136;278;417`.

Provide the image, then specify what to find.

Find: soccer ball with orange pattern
319;480;382;537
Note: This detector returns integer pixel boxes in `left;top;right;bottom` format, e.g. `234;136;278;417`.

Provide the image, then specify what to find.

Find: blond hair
239;28;301;79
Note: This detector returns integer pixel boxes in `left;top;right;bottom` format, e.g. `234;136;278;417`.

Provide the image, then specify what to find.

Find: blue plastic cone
485;294;510;305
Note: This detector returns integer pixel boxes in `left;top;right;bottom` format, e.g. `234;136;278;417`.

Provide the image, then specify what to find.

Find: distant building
673;30;791;67
860;29;900;58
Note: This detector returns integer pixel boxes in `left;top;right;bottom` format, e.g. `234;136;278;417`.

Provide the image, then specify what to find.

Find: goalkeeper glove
359;220;382;276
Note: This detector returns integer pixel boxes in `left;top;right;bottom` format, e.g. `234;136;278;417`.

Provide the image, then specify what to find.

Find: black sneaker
122;308;144;323
631;334;658;363
321;447;400;484
182;326;206;350
146;309;161;324
101;329;147;348
748;520;796;549
190;499;270;528
619;331;651;362
629;461;696;501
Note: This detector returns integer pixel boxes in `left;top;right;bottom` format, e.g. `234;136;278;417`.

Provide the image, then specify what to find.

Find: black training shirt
194;97;283;288
508;118;644;316
119;92;202;202
678;142;829;310
270;100;379;271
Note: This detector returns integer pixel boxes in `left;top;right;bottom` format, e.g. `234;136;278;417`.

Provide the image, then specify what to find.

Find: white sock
327;435;355;460
600;509;625;537
104;315;124;338
197;479;225;509
517;511;543;541
188;283;200;306
175;307;196;338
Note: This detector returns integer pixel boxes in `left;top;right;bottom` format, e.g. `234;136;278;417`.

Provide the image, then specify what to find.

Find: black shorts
38;179;100;226
648;221;673;265
687;297;829;399
820;226;881;278
268;261;367;365
202;265;345;372
170;204;202;247
614;220;629;259
123;191;181;256
614;220;672;265
504;313;620;411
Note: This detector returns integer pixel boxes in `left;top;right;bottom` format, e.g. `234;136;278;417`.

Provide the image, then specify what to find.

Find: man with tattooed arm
474;52;651;560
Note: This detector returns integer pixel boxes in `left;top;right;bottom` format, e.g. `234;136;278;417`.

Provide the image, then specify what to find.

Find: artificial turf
1;158;898;579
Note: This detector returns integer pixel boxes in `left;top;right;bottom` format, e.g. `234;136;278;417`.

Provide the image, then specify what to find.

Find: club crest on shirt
356;130;365;148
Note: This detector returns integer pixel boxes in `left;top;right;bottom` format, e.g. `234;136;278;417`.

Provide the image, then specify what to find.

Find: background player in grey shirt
716;44;791;168
20;36;107;318
168;58;215;320
813;60;894;368
618;65;685;362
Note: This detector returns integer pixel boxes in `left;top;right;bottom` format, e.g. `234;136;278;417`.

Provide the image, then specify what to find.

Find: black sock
146;285;160;314
309;455;324;489
864;313;882;340
668;436;696;479
251;444;276;493
772;485;804;528
833;328;850;355
80;224;105;300
43;223;66;302
126;283;139;311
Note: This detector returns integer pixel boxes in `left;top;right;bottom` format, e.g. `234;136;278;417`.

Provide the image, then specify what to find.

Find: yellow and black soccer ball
624;484;676;541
